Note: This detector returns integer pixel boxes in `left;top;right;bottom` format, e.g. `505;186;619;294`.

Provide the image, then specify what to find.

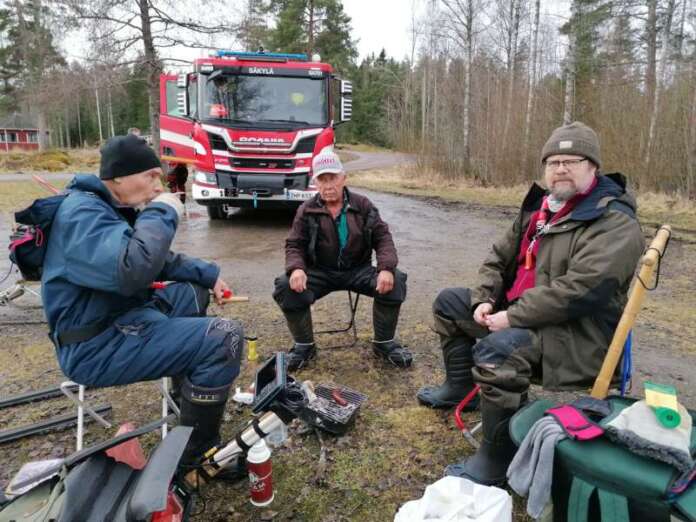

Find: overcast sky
342;0;418;62
60;0;571;66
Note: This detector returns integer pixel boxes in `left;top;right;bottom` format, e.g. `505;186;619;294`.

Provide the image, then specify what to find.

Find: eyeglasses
544;158;587;170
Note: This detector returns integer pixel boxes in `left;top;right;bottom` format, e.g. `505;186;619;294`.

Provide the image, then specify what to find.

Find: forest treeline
1;0;695;197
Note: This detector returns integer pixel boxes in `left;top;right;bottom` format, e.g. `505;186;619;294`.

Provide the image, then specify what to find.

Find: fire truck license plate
287;190;316;201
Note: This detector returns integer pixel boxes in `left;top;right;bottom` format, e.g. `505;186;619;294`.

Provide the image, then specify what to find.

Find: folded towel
507;416;567;519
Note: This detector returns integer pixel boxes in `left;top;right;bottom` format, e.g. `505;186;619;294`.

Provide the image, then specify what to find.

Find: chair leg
315;292;361;349
77;384;84;451
161;377;169;439
61;380;112;451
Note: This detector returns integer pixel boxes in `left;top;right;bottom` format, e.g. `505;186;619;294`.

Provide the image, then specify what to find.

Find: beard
550;181;578;201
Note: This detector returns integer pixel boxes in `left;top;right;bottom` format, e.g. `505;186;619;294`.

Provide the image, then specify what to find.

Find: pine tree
265;0;357;73
561;0;612;123
0;1;65;147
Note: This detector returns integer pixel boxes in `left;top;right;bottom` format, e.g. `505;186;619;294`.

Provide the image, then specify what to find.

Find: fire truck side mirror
177;73;190;117
340;80;352;123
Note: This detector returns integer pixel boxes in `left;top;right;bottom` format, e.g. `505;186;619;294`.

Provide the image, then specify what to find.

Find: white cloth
394;476;512;522
151;192;184;221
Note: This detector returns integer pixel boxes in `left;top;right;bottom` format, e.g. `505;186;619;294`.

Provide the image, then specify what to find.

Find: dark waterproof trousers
433;287;541;410
273;265;407;311
56;282;243;389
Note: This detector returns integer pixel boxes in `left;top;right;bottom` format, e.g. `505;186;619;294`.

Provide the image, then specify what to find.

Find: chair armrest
126;426;192;521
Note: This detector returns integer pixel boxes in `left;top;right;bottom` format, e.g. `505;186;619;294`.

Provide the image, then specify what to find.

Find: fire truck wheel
208;205;226;220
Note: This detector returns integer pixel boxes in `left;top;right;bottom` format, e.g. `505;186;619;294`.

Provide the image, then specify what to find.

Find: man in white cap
273;149;412;370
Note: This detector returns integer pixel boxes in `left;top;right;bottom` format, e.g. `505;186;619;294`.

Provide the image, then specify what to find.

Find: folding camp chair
315;291;361;349
61;377;179;451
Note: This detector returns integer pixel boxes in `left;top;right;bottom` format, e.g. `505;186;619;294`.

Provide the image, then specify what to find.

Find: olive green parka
471;173;644;390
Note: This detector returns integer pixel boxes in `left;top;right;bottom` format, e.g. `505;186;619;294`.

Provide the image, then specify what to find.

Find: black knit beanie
541;121;601;169
99;134;161;180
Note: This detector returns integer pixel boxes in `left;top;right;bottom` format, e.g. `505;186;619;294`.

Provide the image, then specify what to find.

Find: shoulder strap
363;206;378;250
568;476;630;522
305;212;320;266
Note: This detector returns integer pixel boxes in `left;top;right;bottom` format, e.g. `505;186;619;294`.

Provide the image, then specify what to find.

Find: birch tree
644;0;677;168
57;0;240;152
523;0;540;162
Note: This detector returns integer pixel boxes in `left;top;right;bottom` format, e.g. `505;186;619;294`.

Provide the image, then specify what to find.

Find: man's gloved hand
151;192;184;220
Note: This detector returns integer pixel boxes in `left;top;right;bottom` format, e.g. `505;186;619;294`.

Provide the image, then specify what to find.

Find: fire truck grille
231;158;294;170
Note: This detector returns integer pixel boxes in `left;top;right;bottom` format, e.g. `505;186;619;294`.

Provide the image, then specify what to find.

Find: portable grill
300;383;367;435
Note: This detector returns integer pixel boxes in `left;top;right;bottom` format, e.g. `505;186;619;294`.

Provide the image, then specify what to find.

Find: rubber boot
178;380;245;481
283;308;316;371
444;398;517;486
417;341;478;409
372;301;412;368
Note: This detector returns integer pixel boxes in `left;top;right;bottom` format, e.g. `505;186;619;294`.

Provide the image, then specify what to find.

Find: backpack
8;192;70;281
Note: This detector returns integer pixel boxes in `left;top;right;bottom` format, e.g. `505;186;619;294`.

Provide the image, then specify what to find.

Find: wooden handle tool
590;225;671;399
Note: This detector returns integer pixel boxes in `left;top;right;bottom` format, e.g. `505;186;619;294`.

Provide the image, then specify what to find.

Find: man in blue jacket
42;134;243;471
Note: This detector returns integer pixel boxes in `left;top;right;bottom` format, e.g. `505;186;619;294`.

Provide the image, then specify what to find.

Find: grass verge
0;149;99;174
349;165;696;233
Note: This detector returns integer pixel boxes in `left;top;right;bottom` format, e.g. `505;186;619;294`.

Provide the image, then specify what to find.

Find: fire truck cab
159;51;352;219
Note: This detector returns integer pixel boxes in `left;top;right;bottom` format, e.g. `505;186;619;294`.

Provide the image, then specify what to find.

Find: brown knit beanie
541;121;601;169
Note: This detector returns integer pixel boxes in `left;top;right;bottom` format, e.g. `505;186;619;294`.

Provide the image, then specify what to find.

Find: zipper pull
525;241;535;270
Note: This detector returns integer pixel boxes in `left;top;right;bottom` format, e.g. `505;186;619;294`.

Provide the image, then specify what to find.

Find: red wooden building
0;113;39;152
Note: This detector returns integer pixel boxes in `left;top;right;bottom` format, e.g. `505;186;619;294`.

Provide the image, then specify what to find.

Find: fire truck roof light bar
215;50;308;62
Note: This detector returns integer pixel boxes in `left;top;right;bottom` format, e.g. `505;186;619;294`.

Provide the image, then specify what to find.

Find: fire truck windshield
203;74;328;127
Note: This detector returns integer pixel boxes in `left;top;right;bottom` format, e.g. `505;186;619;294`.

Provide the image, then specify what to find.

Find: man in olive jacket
417;122;644;486
273;150;411;370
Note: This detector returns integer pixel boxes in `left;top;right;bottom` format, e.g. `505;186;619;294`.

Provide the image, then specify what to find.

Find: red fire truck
159;50;353;219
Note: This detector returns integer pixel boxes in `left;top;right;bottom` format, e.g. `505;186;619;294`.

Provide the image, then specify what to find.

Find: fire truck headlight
194;170;217;184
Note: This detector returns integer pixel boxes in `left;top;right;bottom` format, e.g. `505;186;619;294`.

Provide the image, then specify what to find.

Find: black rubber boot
169;375;183;409
444;398;517;486
178;380;245;481
372;302;412;367
373;339;413;367
283;308;316;371
287;342;317;371
417;341;478;409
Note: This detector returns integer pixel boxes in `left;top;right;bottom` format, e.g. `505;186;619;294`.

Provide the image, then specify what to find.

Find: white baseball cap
312;150;344;178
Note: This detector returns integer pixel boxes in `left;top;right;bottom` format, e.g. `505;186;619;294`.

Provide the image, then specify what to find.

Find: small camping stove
301;384;367;435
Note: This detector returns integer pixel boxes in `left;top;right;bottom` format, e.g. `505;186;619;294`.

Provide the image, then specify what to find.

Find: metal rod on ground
590;225;672;399
0;405;112;444
0;384;79;410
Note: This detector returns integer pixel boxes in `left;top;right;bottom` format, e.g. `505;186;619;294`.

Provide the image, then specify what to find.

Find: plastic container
265;422;288;448
247;439;274;506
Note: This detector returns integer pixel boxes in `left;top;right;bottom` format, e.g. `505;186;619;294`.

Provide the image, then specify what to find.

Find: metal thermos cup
247;439;273;506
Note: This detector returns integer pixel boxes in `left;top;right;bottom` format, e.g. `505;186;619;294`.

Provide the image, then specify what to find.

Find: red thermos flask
247;439;274;506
